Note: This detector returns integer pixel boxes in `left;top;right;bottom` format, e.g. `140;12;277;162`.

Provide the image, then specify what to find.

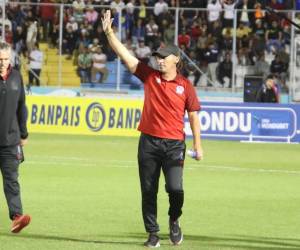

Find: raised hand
101;10;114;33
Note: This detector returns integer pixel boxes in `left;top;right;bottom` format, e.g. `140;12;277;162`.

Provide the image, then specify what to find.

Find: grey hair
0;41;12;52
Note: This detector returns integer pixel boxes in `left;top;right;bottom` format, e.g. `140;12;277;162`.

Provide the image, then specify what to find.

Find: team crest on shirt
176;85;184;95
155;76;161;84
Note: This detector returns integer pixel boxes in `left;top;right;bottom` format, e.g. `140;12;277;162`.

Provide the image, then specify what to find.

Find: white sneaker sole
145;242;160;248
170;234;183;245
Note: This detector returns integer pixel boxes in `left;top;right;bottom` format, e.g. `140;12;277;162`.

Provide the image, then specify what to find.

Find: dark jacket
218;59;232;78
204;47;219;64
256;84;279;103
0;68;28;146
270;59;288;74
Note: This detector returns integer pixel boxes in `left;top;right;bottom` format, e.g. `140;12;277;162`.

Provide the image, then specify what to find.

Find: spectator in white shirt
135;39;151;63
126;0;136;15
239;0;250;25
72;0;85;12
207;0;222;32
222;0;237;28
72;0;85;23
66;16;79;32
145;17;159;48
28;43;43;86
26;19;38;53
91;46;109;83
154;0;168;17
110;0;125;12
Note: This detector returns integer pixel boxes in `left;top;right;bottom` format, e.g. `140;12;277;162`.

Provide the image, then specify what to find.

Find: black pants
0;146;23;220
138;133;186;233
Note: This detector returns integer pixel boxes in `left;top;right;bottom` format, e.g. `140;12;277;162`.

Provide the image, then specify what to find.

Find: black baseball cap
152;45;180;58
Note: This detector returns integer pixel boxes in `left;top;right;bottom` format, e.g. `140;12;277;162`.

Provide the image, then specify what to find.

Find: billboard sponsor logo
86;102;142;132
199;111;252;133
31;104;80;126
86;102;106;132
107;108;141;129
195;104;298;141
259;119;289;129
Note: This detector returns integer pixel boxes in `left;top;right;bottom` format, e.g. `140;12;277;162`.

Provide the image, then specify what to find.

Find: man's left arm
188;111;203;161
17;77;28;146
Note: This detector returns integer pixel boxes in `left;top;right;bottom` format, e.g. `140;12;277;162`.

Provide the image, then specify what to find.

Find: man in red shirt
102;10;203;248
39;0;56;42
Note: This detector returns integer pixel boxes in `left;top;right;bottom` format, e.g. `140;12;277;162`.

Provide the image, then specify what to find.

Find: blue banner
185;102;300;143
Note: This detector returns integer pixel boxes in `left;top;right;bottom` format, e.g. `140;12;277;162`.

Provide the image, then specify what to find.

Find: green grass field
0;133;300;250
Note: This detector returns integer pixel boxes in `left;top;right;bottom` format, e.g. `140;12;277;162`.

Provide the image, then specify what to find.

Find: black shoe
169;219;183;245
144;233;160;248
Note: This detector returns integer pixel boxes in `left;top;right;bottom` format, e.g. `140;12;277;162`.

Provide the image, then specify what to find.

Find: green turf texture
0;133;299;250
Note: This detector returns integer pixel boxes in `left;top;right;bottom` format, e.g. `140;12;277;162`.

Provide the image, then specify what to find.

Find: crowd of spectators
1;0;298;89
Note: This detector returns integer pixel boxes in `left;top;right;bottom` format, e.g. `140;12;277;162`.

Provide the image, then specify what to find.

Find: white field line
26;156;300;175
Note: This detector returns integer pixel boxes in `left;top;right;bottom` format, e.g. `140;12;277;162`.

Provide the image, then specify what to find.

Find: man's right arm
102;10;139;74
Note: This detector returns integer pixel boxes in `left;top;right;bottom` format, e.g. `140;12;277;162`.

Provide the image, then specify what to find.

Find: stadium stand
1;0;297;94
20;43;81;86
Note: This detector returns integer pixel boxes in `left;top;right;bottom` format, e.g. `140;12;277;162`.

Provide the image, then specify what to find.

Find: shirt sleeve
17;74;28;139
134;61;156;83
185;80;201;112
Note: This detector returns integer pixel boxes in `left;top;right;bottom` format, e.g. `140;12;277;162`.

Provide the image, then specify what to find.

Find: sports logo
86;102;106;132
176;86;184;95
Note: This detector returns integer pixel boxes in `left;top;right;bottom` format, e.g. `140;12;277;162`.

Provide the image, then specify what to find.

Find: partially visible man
0;41;31;233
77;45;92;84
256;74;279;103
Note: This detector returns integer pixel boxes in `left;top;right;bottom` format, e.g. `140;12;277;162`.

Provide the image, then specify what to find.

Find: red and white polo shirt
134;62;200;140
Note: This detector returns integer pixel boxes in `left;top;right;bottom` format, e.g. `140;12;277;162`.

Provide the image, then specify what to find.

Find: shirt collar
159;72;182;83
